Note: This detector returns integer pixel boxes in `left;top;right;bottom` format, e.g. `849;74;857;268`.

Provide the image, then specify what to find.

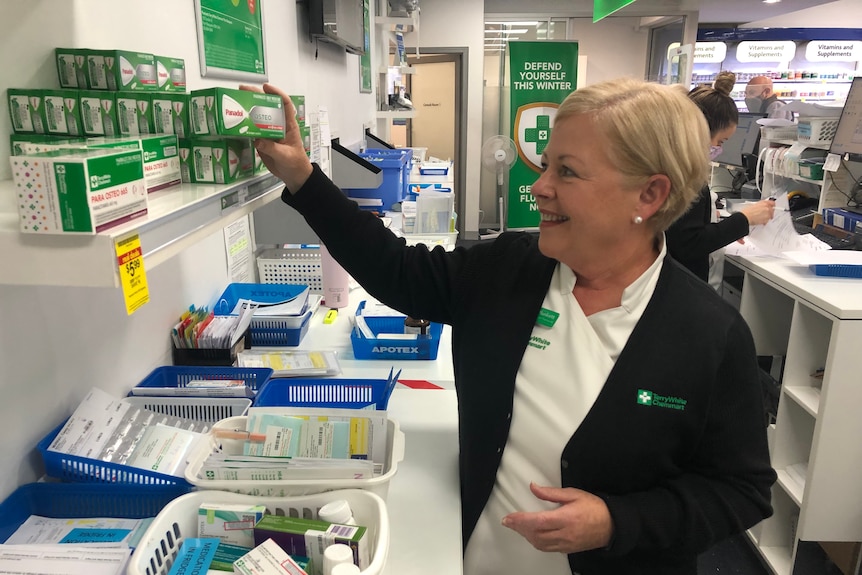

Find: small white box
199;502;266;548
234;538;308;575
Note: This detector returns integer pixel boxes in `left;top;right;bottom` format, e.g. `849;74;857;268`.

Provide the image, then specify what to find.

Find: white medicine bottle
318;499;356;525
330;563;361;575
320;243;349;309
323;543;355;575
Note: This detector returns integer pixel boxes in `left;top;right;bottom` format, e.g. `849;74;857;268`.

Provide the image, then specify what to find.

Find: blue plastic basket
350;301;443;361
252;377;393;410
345;149;412;211
134;365;274;394
0;482;192;543
214;283;313;346
38;422;194;486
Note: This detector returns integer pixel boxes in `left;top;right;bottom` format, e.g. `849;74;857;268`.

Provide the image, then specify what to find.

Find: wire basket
128;489;389;575
257;247;323;293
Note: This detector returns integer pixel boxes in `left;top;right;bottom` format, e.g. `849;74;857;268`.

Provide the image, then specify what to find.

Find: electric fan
480;135;517;238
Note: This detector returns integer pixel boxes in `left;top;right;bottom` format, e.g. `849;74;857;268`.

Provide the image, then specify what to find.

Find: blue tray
350;301;443;360
810;264;862;278
252;377;392;410
134;365;274;394
0;482;191;543
214;283;313;346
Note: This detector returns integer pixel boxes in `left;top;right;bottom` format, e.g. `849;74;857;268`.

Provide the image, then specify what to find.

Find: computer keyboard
805;224;862;250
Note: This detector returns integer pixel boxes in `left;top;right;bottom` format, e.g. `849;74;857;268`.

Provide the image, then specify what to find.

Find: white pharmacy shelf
376;110;417;119
0;172;283;288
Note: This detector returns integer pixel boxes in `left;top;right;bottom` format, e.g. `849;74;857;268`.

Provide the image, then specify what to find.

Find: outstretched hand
239;83;313;194
501;483;614;554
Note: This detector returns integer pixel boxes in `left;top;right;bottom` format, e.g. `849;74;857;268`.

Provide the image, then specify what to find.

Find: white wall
0;0;377;499
744;0;861;27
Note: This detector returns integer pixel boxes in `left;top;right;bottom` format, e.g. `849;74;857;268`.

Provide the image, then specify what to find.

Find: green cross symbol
637;389;653;405
524;115;551;155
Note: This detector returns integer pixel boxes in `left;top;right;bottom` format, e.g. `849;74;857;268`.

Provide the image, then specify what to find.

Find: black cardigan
284;165;776;575
666;186;750;282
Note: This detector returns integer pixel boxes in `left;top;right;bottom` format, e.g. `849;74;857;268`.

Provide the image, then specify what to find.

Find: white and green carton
87;49;157;91
8;89;45;134
10;134;86;156
79;90;119;136
152;92;190;137
116;92;153;136
154;55;186;92
190;88;285;139
9;148;147;234
87;135;181;193
190;138;253;184
9;89;82;136
55;48;89;89
178;139;192;183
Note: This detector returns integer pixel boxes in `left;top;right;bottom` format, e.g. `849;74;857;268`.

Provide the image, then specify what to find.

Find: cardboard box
289;95;305;126
234;538;309;575
190;138;253;184
152;92;190;137
79;90;120;136
178;138;193;183
822;207;862;234
42;89;83;136
190;88;285;139
55;48;90;89
116;92;153;136
87;49;157;91
154;55;186;92
9;148;147;234
10;134;86;155
198;502;266;549
7;88;46;134
88;135;181;193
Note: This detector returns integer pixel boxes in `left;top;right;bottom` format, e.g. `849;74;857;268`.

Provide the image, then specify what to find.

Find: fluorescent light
485;21;540;25
484;43;507;47
485;29;528;34
762;0;781;3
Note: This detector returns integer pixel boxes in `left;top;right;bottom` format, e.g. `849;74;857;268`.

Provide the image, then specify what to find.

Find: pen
213;429;266;441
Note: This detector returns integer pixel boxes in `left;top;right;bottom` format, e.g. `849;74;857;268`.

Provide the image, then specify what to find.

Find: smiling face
531;113;646;272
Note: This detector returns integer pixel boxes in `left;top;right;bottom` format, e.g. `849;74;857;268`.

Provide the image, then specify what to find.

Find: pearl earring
633;215;643;225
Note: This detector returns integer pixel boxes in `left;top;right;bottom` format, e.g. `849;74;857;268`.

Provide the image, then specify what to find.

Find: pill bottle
318;499;356;525
330;563;361;575
404;316;430;335
323;543;355;575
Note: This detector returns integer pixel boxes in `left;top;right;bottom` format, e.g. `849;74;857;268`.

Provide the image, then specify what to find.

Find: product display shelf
0;172;281;287
725;255;862;575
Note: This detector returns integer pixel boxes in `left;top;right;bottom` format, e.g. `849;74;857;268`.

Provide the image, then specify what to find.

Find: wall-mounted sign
194;0;267;82
805;41;862;62
669;41;727;63
736;41;796;63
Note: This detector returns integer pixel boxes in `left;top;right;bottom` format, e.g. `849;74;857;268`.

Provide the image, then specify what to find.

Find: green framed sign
359;0;372;93
194;0;268;81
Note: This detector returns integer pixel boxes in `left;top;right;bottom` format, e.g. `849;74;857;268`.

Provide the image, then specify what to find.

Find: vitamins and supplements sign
508;41;578;230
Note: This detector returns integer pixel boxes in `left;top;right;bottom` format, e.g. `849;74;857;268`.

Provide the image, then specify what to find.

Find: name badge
536;307;559;328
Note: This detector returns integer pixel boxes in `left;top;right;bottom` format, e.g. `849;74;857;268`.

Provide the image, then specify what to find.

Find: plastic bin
214;283;317;346
122;396;252;423
345;150;412;211
128;489;390;575
797;116;840;145
351;301;443;360
252;377;393;410
132;365;274;395
256;246;323;293
184;415;404;499
0;482;192;543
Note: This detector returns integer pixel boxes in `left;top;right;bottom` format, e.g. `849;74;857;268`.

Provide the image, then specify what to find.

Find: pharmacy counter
383;388;462;575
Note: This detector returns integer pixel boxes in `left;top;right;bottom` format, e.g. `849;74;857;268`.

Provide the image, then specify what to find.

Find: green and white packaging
79;90;119;136
190;138;254;184
88;135;181;192
152;92;190;137
41;89;83;136
8;89;45;134
178;139;193;183
88;50;157;91
10;148;147;234
289;95;306;126
116;92;153;136
154;55;186;92
190;88;285;139
10;134;86;156
55;48;89;89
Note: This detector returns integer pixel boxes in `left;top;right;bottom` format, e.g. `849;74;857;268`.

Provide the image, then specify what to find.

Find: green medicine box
79;90;119;137
87;134;181;193
154;55;186;92
190;87;285;139
151;92;190;138
55;48;89;89
116;92;154;136
87;49;157;91
8;89;46;134
189;138;254;184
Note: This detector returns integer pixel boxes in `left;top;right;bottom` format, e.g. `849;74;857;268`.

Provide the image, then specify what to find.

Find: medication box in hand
190;88;285;139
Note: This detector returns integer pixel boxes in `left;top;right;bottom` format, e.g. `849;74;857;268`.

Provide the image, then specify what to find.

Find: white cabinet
0;173;282;287
726;255;862;575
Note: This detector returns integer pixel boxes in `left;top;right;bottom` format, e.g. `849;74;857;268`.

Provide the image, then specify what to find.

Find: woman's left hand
502;483;614;553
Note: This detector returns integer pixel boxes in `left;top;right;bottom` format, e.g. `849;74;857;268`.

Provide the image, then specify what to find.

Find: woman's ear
639;174;671;219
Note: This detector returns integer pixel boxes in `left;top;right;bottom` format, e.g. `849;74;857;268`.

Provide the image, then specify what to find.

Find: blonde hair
555;77;710;232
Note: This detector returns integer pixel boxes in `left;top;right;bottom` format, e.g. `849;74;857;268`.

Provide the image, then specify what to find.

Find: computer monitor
713;112;766;169
829;77;862;163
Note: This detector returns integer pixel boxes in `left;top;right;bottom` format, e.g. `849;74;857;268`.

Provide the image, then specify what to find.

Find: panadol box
79;91;119;136
151;92;190;137
87;50;157;91
8;89;45;134
41;89;83;136
190;88;285;139
178;139;193;183
55;48;90;89
116;92;153;136
9;148;147;234
190;138;253;184
88;135;181;192
154;55;186;92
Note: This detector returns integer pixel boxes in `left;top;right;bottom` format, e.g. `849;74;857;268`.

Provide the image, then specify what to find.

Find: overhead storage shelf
0;172;283;288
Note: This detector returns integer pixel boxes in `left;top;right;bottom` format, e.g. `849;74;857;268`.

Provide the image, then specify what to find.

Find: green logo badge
536;307;559;328
637;389;687;411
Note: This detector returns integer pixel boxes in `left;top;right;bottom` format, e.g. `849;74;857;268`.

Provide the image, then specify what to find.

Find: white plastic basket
257;247;323;293
402;231;458;251
128;489;389;575
122;397;251;424
797;116;840;145
185;415;405;498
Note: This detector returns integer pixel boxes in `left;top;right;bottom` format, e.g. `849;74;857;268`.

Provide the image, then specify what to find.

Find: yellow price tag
115;234;150;315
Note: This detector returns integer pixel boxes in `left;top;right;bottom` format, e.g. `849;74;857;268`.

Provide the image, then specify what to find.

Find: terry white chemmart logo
637;389;687;411
514;102;558;172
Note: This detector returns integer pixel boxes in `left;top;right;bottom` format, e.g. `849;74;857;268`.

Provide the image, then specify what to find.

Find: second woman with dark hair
666;71;775;284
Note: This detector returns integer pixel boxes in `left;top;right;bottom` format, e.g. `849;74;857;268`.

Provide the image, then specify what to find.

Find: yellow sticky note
116;234;150;315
